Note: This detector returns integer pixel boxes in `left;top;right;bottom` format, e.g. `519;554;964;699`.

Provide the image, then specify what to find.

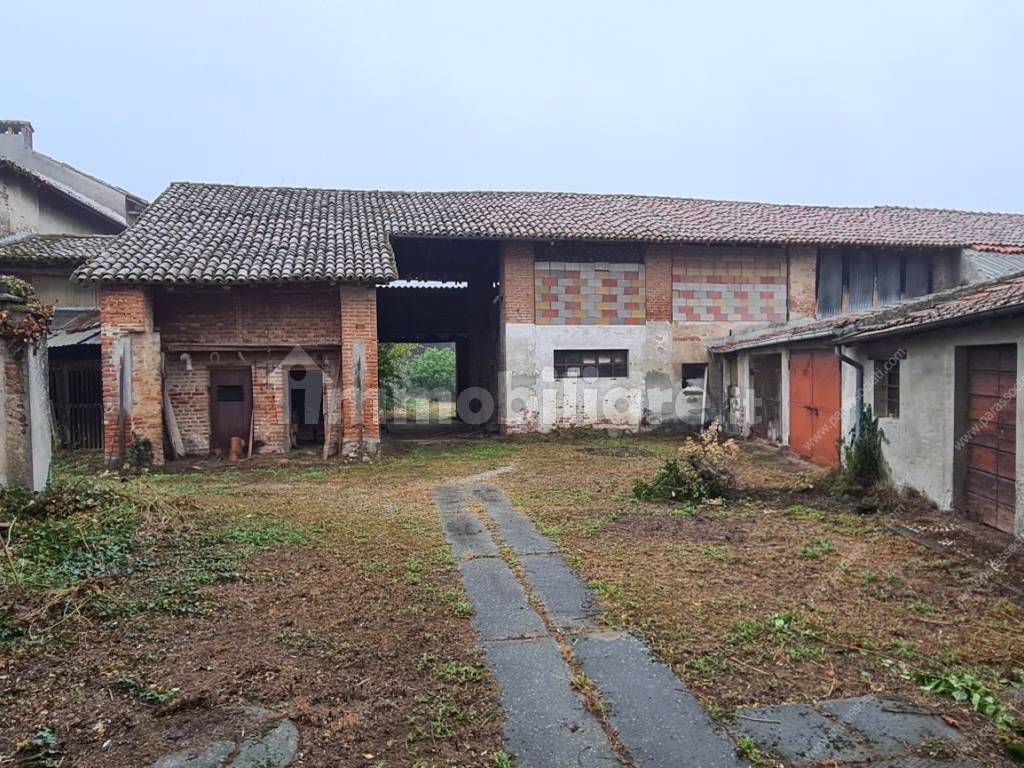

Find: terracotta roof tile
76;182;1024;284
708;270;1024;352
0;233;116;263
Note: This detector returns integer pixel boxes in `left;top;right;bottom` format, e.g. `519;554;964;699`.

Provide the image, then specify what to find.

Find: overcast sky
7;1;1023;211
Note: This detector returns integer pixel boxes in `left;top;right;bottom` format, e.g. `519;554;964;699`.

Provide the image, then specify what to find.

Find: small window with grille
873;356;902;418
554;350;628;379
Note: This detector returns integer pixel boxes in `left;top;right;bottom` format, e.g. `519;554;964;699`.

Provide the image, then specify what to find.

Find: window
817;250;934;317
554;350;627;379
217;384;245;402
873;356;902;418
682;363;707;392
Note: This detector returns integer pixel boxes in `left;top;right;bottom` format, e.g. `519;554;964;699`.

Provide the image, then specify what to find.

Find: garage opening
288;367;324;448
377;238;502;439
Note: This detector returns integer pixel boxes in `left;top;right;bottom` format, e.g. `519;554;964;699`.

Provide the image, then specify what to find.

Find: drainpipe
834;345;863;443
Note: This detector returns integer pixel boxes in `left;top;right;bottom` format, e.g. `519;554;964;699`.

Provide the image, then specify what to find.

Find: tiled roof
0;233;116;263
708;270;1024;352
76;182;1024;284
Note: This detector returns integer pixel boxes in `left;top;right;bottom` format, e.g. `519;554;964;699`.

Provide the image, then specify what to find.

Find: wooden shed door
788;350;841;467
964;345;1017;533
750;353;782;441
209;367;253;456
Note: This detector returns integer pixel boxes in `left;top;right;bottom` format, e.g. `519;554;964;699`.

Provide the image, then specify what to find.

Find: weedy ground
2;435;1023;767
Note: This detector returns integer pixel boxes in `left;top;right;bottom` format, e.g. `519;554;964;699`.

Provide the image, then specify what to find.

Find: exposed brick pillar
787;246;817;320
643;245;673;322
499;242;535;432
100;286;164;465
339;284;379;457
502;242;535;324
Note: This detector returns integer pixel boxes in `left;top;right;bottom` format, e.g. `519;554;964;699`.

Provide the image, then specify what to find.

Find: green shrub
124;432;154;473
916;668;1021;732
633;422;736;502
1;477;141;590
407;346;456;392
841;404;887;487
379;342;415;409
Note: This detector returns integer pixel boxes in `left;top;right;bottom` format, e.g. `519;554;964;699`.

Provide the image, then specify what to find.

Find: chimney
0;120;34;150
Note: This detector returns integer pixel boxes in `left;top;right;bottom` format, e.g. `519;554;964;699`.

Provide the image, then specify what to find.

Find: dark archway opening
377;238;502;438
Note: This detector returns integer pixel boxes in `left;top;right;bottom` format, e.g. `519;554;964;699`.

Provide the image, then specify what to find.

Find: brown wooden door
964;345;1017;533
750;354;782;440
788;350;841;467
209;367;253;456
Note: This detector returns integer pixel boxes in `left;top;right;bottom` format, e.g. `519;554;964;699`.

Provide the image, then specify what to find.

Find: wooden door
788;350;841;467
750;354;782;440
963;345;1017;533
209;367;253;456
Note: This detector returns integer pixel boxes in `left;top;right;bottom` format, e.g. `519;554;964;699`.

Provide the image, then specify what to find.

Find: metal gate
50;360;103;450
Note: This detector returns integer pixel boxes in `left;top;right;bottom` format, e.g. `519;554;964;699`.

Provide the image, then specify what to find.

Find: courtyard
2;435;1023;766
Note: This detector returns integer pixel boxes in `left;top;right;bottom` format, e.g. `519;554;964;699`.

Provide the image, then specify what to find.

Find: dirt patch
2;450;509;767
491;436;1024;768
603;513;749;543
579;444;656;458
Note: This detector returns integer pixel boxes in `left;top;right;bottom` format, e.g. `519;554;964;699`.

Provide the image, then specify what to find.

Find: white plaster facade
842;317;1023;536
502;322;676;432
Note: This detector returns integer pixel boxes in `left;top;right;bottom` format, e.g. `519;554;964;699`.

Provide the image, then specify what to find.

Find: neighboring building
77;182;1024;475
709;272;1024;537
0;120;146;449
0;283;54;491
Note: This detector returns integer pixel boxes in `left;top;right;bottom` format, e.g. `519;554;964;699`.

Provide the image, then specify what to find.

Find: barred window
554;350;628;379
873;357;901;418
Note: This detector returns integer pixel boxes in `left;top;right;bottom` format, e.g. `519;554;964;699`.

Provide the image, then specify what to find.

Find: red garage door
789;350;841;467
964;345;1017;534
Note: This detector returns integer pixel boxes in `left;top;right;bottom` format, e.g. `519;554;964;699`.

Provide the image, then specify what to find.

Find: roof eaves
0;156;127;227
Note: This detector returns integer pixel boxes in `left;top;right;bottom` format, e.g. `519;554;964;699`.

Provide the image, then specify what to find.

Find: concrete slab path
434;483;744;768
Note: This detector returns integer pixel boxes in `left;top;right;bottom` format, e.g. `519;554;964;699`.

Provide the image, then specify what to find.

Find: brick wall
339;284;379;455
154;286;340;346
3;352;28;485
100;286;164;464
643;246;673;322
502;242;535;324
534;261;645;325
672;247;787;322
787;246;817;320
103;284;367;461
165;350;342;456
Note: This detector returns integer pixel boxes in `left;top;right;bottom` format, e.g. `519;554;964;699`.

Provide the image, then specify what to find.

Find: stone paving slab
231;721;300;767
867;760;981;767
153;742;236;768
441;512;500;559
520;552;600;630
822;696;964;756
731;704;871;766
150;719;299;768
481;637;621;768
574;632;745;768
473;485;558;554
457;557;546;641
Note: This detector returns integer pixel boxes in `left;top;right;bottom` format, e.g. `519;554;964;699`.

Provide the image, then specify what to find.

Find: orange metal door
788;350;841;467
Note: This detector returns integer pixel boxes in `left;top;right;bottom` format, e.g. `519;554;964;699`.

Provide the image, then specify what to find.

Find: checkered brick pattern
672;251;787;322
535;262;645;325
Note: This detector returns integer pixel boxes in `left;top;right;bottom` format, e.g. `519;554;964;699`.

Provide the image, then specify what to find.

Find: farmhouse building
710;270;1024;537
0;120;146;450
77;183;1024;508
